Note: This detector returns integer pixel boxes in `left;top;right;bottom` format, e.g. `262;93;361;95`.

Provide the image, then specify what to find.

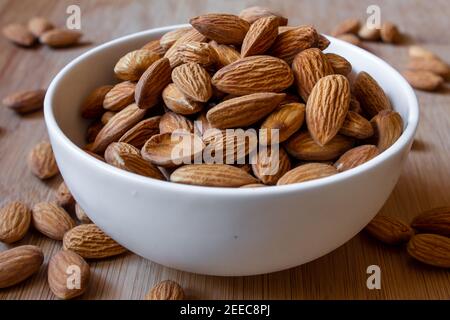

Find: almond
207;92;286;129
135;57;172;109
337;33;362;47
326;53;352;76
306;75;351;146
239;6;288;26
240;183;266;188
380;22;401;44
370;110;403;152
141;132;204;168
40;28;82;47
170;164;258;187
28;141;59;179
190;13;250;46
285;131;354;161
114;49;161;82
28;17;54;37
358;24;380;41
119;116;161;148
407;234;450;268
80;85;113;118
172;62;212;102
176;41;217;67
353;71;392;118
48;250;90;300
292;48;334;101
212;55;294;95
162;83;204;115
252;147;291;185
195;112;213;135
160;27;192;49
2;23;36;47
75;203;92;224
241;16;279;57
2;89;46;114
334;145;380;172
32;202;76;240
365;215;413;245
317;34;330;50
349;96;362;114
0;245;44;289
63;224;127;259
86;121;103;143
277;163;338;185
269;25;318;64
159;112;194;134
141;39;166;56
260;102;305;144
339;111;374;139
105;142;165;180
55;181;75;208
411;207;450;237
103;81;136;111
164;28;207;68
402;70;444;91
407;57;450;79
408;46;438;60
92;103;147;154
145;280;185;300
209;40;241;68
0;202;31;244
101;111;116;125
331;18;361;37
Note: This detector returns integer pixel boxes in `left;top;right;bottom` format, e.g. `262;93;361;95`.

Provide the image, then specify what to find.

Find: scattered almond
28;17;54;37
28;141;59;179
402;70;444;91
2;23;36;47
2;89;46;114
145;280;185;300
0;202;31;244
331;18;361;37
32;202;76;240
365;215;413;245
40;28;82;47
358;24;380;41
407;234;450;268
380;22;401;44
411;207;450;237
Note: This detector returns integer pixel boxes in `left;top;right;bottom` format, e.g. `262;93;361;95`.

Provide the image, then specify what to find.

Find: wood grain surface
1;0;449;300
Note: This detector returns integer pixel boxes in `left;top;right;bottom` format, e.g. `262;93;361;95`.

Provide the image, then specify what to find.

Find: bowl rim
44;24;419;198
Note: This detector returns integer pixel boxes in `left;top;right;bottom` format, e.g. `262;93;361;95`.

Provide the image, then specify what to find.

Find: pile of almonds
81;9;403;188
2;17;82;48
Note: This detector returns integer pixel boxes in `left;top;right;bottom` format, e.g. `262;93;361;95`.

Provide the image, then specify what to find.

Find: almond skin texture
326;53;352;76
0;245;44;289
0;202;31;244
75;204;92;224
172;63;213;102
2;89;46;114
207;92;286;129
209;40;241;68
277;163;338;185
2;23;36;47
334;145;380;172
339;111;374;139
101;111;116;125
353;71;392;118
81;85;113;118
370;110;403;152
160;27;192;49
252;147;291;185
306;75;351;146
411;207;450;237
190;14;250;46
239;6;288;26
63;224;127;259
28;141;59;179
162;83;204;115
292;48;334;101
176;41;217;67
119;116;161;148
141;39;166;56
145;280;185;300
92;103;146;154
48;250;90;300
260;102;305;144
103;81;136;111
28;17;54;37
32;202;76;240
407;234;450;268
285;131;354;161
331;18;361;37
269;25;318;64
164;29;207;68
40;28;82;47
105;142;165;180
114;49;160;81
402;70;444;91
212;55;294;95
55;181;75;208
135;58;172;109
241;16;279;57
171;164;258;187
317;34;330;50
159;112;194;134
365;215;413;245
380;22;400;44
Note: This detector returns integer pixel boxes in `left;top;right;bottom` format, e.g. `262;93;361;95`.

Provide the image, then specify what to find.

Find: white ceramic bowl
44;24;419;276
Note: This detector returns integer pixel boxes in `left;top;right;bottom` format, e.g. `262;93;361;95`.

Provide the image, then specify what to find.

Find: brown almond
32;202;76;240
239;6;288;26
212;55;294;95
190;13;250;46
40;28;82;47
358;24;381;41
55;181;75;208
172;62;212;102
402;70;444;92
101;111;116;125
306;75;351;146
380;22;401;44
75;203;92;224
105;142;165;180
339;111;374;139
207;92;286;129
326;53;352;76
353;71;392;118
0;245;44;289
176;41;217;67
119;116;161;148
164;29;207;68
63;224;127;259
337;33;362;47
407;57;450;79
209;40;241;68
365;215;413;245
407;234;450;268
370;110;403;152
114;49;161;82
28;17;54;37
411;207;450;237
81;85;113;118
408;46;438;60
28;141;59;179
162;83;204;115
141;39;166;56
241;16;279;57
331;18;361;37
160;27;192;49
2;23;36;47
334;145;380;172
349;96;363;114
0;202;31;244
103;81;136;111
317;34;330;50
145;280;185;300
277;163;338;185
159;112;194;134
2;89;46;114
171;164;258;187
252;147;291;185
